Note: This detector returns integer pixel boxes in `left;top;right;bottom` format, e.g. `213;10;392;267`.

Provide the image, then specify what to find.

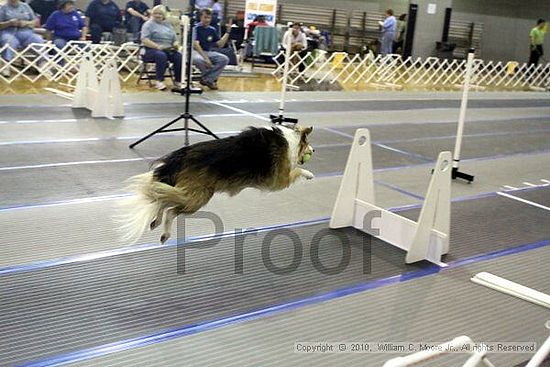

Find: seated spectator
282;22;307;72
0;0;46;76
192;8;229;90
45;0;87;49
247;14;267;39
125;0;149;43
29;0;57;26
140;5;181;90
85;0;121;44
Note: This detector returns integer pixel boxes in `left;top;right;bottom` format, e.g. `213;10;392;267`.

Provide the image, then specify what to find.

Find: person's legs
205;51;229;83
528;47;540;66
53;38;68;49
143;48;168;82
298;49;308;72
89;23;103;44
167;51;182;83
19;29;50;66
50;38;67;66
381;33;393;56
535;45;543;66
192;51;211;81
392;40;403;54
0;30;21;61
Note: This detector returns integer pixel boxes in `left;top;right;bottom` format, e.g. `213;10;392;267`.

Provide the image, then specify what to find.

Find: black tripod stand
129;1;219;149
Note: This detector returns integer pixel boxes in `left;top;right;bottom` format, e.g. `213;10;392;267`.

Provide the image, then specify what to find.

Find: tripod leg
129;115;183;149
190;116;219;139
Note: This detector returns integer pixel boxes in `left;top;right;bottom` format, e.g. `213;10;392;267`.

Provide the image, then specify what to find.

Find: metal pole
269;28;298;125
181;15;191;146
184;1;197;146
453;49;474;170
278;31;292;116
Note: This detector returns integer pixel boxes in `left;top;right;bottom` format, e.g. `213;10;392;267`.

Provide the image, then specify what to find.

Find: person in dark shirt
85;0;122;43
29;0;57;25
192;8;229;90
45;0;86;49
125;0;149;42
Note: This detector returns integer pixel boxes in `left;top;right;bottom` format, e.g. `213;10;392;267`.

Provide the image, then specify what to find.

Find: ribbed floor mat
2;98;550;122
0;144;422;208
1;194;549;366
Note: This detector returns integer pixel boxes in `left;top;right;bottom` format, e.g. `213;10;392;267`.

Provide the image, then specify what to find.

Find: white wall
410;0;453;58
453;12;550;63
451;0;550;62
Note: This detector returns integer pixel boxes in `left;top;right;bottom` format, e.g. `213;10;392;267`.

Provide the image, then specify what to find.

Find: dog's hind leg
150;204;168;231
159;188;214;244
160;207;179;244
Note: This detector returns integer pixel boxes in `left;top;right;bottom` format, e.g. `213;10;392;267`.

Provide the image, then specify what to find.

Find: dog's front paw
150;218;161;231
301;169;315;180
160;233;170;245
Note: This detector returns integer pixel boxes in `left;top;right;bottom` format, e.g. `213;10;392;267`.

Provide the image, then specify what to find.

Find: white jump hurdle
329;128;451;266
72;55;124;118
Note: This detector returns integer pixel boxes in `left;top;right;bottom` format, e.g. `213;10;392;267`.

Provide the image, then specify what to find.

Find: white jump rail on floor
329;128;451;266
471;272;550;309
526;324;550;367
72;55;124;118
382;336;496;367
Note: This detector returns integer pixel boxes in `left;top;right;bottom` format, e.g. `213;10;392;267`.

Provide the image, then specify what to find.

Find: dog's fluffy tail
115;170;189;245
115;171;159;245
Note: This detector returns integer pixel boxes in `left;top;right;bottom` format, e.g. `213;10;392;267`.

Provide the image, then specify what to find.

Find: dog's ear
295;125;313;135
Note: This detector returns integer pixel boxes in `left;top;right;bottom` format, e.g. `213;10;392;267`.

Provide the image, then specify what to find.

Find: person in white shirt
282;22;307;71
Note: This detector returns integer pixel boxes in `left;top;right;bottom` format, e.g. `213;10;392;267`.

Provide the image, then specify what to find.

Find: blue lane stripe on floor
1;183;547;276
15;238;550;367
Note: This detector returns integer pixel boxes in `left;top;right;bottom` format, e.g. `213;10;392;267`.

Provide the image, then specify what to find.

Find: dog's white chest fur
279;127;301;167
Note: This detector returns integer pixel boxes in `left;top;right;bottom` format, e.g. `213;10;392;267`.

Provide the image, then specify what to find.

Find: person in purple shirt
45;0;87;49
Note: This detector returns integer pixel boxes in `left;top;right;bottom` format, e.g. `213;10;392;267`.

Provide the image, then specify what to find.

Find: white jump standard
330;128;452;266
270;31;298;126
452;48;476;183
72;55;124;119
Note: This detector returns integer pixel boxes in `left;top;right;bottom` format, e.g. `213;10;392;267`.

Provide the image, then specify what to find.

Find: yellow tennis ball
303;153;311;163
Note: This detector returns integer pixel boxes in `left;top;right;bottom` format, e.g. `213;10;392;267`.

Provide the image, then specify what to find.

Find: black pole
403;3;417;59
442;8;452;43
183;1;194;146
129;0;219;149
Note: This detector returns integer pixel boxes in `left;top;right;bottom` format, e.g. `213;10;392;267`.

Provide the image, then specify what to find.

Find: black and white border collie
118;125;314;244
